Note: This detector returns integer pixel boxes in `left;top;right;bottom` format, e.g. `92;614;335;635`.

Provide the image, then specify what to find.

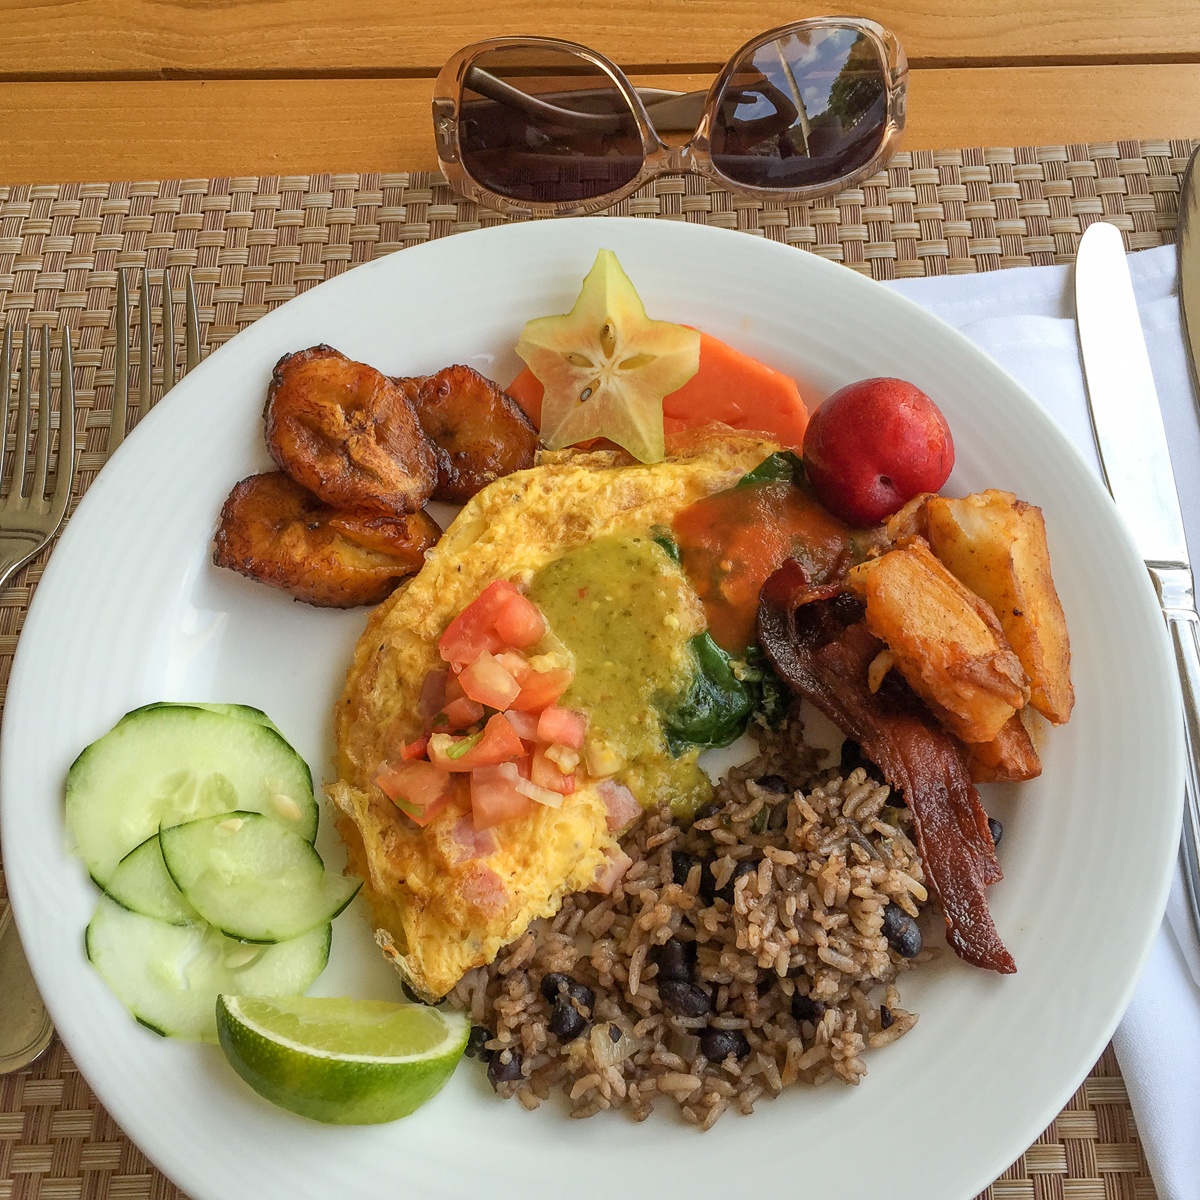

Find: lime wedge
216;995;469;1124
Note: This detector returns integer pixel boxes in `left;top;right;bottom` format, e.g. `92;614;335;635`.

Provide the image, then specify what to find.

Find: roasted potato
965;711;1042;783
925;490;1074;724
412;365;539;504
266;345;437;515
213;471;440;608
845;537;1030;743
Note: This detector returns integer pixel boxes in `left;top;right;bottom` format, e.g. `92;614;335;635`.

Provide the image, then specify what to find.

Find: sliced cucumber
160;812;361;943
103;834;200;926
66;704;317;885
123;701;282;735
85;896;331;1042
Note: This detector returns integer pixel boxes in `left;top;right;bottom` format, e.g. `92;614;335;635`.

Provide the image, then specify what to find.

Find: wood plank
2;65;1200;187
3;0;1200;78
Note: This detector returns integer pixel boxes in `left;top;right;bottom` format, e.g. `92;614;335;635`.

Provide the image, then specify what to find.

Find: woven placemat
2;137;1190;1200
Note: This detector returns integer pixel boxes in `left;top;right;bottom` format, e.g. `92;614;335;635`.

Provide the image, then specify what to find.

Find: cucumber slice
85;896;331;1042
159;812;361;943
123;701;282;735
103;834;200;926
66;704;317;885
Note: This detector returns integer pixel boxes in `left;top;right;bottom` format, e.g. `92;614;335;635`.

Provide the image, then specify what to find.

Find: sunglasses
432;19;907;217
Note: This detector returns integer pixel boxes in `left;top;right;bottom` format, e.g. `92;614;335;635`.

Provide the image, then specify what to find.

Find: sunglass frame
432;18;907;217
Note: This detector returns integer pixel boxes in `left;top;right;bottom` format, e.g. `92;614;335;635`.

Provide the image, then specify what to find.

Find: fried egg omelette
328;429;779;1000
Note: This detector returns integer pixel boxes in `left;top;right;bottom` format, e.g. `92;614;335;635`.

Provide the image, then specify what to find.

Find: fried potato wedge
965;711;1042;783
213;471;440;607
266;345;437;515
412;365;539;503
846;537;1030;743
925;490;1074;724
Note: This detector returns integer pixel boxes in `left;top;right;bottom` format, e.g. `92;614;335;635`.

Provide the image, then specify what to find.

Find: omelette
328;429;779;1000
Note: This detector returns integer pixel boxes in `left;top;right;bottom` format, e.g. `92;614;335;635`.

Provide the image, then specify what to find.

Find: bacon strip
757;566;1015;974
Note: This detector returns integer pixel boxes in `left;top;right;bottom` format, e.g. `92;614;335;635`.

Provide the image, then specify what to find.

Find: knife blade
1177;145;1200;404
1075;219;1200;937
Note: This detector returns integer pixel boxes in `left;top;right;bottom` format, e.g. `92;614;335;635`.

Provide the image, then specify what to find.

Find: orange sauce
673;481;853;653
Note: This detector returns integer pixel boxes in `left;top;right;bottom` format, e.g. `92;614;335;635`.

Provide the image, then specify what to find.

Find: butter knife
1075;219;1200;936
1176;144;1200;409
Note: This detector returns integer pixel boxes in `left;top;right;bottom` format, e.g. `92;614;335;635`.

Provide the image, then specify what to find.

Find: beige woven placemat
2;137;1190;1200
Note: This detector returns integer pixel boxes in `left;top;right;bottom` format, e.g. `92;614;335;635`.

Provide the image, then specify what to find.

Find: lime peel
515;249;700;463
217;995;470;1124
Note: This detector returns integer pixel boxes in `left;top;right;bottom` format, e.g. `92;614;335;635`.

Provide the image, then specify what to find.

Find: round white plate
1;217;1182;1200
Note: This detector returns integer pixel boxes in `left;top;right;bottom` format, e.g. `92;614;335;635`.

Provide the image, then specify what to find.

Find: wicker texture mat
2;137;1190;1200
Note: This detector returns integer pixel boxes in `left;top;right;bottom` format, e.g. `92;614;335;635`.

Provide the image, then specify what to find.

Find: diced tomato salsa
378;580;594;833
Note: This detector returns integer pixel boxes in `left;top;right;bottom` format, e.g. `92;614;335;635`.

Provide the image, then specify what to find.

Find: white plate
1;217;1182;1200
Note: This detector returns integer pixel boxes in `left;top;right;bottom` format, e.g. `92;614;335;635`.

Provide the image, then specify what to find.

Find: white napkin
887;245;1200;1200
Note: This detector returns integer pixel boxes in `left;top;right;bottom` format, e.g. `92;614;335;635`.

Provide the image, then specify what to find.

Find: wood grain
2;65;1200;187
3;0;1200;78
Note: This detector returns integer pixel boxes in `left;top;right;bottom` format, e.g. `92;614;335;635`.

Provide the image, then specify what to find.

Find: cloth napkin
886;245;1200;1200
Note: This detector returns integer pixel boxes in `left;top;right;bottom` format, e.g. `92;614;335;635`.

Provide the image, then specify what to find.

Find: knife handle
1160;600;1200;933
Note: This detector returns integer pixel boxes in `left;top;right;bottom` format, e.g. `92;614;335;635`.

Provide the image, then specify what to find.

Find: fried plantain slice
412;365;539;503
213;471;440;608
266;345;437;515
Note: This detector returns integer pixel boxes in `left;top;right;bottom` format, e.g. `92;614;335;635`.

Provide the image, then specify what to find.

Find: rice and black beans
449;717;937;1127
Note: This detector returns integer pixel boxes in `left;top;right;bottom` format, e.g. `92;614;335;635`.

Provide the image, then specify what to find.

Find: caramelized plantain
266;345;437;515
412;365;539;503
213;471;440;608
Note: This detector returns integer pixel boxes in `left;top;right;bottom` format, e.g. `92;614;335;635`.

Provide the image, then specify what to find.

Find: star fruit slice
514;249;701;463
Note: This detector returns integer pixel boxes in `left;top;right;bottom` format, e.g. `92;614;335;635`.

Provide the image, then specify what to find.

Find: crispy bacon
757;565;1015;974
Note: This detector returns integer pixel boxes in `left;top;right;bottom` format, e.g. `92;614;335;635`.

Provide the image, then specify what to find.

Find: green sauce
528;536;712;816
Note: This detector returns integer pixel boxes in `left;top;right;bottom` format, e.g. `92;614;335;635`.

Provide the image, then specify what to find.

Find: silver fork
0;324;76;1073
0;326;77;586
110;267;200;452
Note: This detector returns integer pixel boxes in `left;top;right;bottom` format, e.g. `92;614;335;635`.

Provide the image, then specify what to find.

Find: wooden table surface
2;0;1200;185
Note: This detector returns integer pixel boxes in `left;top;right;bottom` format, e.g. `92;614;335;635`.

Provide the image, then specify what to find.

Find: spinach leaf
650;526;682;564
663;633;754;755
739;645;788;730
737;451;805;488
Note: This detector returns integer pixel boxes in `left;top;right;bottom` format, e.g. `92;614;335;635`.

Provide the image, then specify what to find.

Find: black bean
791;993;826;1024
988;817;1003;847
879;1005;894;1030
698;855;717;905
659;980;713;1018
548;1001;587;1042
539;972;595;1012
400;980;429;1005
838;739;879;781
671;850;700;887
716;858;758;904
692;800;721;826
652;937;694;984
464;1024;492;1060
700;1027;751;1062
882;903;923;959
487;1048;522;1087
754;774;791;795
609;1023;622;1043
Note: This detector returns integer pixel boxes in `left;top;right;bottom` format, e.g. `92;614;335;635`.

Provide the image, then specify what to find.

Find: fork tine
185;268;200;374
12;330;31;500
138;265;152;416
161;268;177;396
110;268;129;452
31;330;51;500
49;327;75;527
0;327;10;483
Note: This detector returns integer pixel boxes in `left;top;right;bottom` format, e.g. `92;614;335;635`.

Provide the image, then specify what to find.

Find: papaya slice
513;249;700;464
507;330;810;451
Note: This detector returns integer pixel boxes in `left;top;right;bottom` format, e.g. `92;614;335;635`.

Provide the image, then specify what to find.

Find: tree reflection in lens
711;29;888;190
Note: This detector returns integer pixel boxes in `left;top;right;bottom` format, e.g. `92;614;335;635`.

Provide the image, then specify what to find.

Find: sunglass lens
710;28;889;191
458;47;645;204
